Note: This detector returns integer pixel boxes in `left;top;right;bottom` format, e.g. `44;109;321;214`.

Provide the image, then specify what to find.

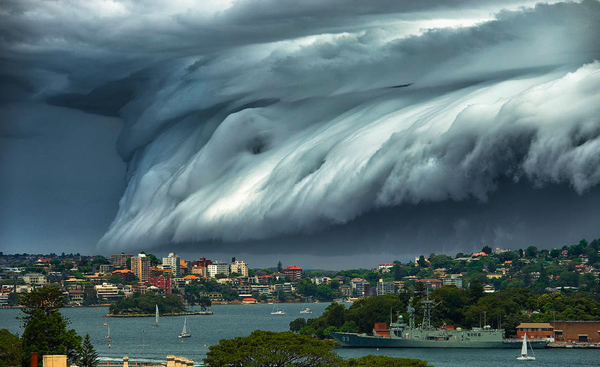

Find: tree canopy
109;292;186;315
19;286;81;367
204;330;341;367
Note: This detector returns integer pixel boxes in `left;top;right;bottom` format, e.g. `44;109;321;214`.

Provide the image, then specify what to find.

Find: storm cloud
1;0;599;258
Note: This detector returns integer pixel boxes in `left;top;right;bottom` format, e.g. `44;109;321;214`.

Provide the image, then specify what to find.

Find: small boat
178;317;191;338
517;333;536;361
154;304;159;328
300;307;312;314
271;292;286;315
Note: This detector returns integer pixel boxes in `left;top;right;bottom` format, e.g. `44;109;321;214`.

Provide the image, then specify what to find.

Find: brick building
112;269;135;282
148;275;172;294
516;323;554;340
283;265;302;281
551;321;600;343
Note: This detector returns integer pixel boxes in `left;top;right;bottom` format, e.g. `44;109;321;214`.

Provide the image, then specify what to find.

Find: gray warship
330;297;549;349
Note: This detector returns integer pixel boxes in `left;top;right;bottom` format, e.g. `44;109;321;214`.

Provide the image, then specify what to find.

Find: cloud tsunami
4;0;599;255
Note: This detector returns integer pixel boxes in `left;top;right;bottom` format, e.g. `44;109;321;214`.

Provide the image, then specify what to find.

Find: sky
1;0;599;269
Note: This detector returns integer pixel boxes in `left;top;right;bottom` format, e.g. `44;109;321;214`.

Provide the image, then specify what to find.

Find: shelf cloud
1;0;599;256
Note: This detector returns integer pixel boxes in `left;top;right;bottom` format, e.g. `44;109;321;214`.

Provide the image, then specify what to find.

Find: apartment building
162;253;181;277
230;260;249;277
131;254;150;282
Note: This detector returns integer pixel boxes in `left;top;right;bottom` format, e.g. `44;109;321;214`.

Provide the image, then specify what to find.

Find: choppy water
1;304;599;366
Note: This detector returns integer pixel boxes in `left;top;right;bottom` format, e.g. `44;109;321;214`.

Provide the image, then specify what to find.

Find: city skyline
1;1;599;265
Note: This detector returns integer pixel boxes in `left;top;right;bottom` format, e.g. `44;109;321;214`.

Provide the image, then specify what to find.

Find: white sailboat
517;332;536;361
178;317;191;338
105;323;111;348
300;307;312;314
154;304;159;328
271;293;286;315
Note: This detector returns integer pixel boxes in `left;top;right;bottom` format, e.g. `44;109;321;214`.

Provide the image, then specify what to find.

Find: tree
289;318;307;332
19;286;82;366
481;246;493;255
277;261;283;273
0;329;22;367
339;355;428;367
78;334;98;367
204;330;341;367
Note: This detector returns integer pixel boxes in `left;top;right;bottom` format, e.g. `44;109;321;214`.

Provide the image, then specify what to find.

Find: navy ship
330;297;549;349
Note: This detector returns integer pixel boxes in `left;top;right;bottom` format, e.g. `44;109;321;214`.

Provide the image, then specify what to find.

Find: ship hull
330;332;549;349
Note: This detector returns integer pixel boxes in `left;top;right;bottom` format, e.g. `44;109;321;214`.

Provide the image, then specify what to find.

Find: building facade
148;275;172;294
110;253;133;268
551;321;600;343
131;254;150;282
376;279;396;296
283;265;302;281
230;260;249;277
516;323;554;340
207;263;230;278
162;253;181;277
442;275;463;288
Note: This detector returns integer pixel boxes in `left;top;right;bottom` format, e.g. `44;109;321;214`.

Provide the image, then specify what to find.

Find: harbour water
1;304;598;366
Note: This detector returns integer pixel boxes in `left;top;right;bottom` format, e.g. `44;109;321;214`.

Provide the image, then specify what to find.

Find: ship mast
421;295;437;330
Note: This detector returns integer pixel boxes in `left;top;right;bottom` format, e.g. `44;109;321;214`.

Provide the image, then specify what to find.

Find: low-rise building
442;275;463;288
416;278;442;290
99;264;114;274
230;260;249;277
516;323;554;340
95;283;122;301
551;321;600;343
23;273;46;285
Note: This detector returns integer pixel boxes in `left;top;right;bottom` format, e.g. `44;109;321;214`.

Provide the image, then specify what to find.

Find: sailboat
178;317;191;338
154;304;159;328
105;323;111;348
271;292;286;315
517;332;536;361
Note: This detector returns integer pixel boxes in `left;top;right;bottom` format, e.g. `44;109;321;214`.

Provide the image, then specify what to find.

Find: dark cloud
0;1;598;258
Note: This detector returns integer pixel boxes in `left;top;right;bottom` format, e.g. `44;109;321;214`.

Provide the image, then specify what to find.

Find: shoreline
104;311;214;317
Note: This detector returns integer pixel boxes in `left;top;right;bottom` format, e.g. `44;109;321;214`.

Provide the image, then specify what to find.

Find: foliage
19;286;82;367
0;329;22;367
204;330;341;367
78;334;99;367
109;292;185;315
290;317;307;332
339;355;428;367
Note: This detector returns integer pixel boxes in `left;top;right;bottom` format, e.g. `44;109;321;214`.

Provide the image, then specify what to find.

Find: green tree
277;261;283;273
481;246;493;255
204;330;341;367
0;329;22;367
289;318;307;332
19;286;82;367
78;334;98;367
339;355;428;367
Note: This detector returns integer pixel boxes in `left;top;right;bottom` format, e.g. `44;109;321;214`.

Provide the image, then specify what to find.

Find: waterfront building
230;260;249;277
283;265;302;281
339;284;352;296
110;253;133;268
551;321;600;343
173;278;187;293
95;282;122;301
162;253;181;277
516;323;554;340
350;278;369;296
207;262;230;278
131;254;150;282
